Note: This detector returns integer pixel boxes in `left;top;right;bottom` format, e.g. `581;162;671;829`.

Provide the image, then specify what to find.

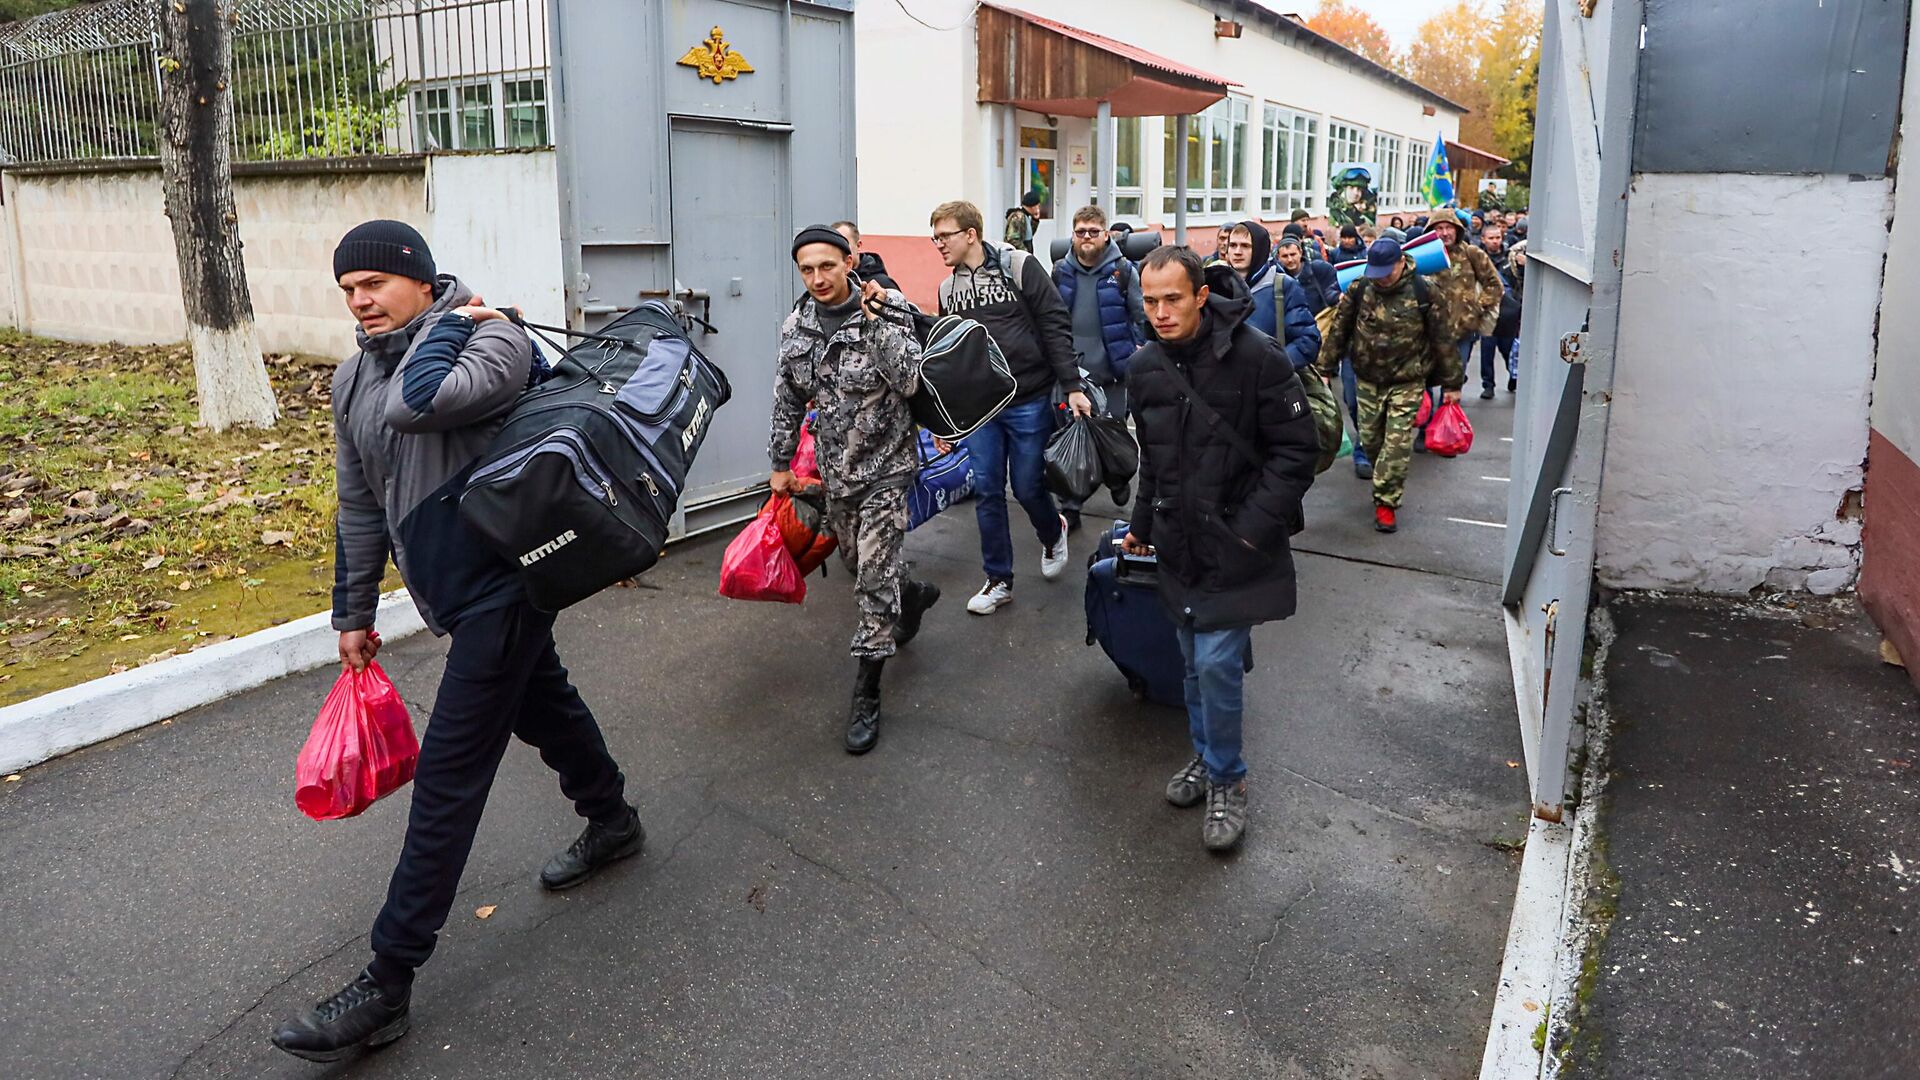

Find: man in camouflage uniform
769;225;941;755
1319;237;1463;533
1422;208;1505;435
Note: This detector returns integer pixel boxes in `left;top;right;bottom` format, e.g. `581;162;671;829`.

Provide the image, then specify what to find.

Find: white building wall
425;152;567;330
854;0;1462;240
1595;172;1884;596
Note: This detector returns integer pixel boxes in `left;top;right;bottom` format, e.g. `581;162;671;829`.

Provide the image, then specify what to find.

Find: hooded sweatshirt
332;275;534;635
1237;221;1321;372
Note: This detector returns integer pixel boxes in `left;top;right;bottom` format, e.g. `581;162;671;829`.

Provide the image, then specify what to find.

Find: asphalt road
1;387;1528;1080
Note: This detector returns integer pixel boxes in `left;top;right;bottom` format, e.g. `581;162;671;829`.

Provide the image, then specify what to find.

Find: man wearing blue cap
1318;237;1462;532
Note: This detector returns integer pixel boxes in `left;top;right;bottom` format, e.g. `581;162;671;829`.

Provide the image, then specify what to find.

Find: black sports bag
460;303;731;611
869;296;1018;441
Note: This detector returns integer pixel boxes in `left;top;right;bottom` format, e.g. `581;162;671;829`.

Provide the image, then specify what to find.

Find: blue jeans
1339;358;1369;467
1480;334;1518;389
964;396;1062;583
1176;625;1252;784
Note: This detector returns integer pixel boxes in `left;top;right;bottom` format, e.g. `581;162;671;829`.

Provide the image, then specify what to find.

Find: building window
1327;120;1366;172
504;78;548;148
1111;115;1143;218
1261;104;1319;214
458;83;495;149
1374;132;1403;209
1406;140;1429;210
1162;96;1249;220
412;76;552;152
415;86;453;151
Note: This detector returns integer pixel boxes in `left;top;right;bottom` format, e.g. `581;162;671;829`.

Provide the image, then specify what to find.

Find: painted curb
1477;812;1575;1079
0;589;428;774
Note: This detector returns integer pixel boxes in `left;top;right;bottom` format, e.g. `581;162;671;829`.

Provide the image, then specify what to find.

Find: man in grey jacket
271;220;637;1063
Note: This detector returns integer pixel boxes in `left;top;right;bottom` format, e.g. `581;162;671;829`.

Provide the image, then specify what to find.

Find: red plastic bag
719;498;807;603
791;421;821;481
1415;390;1434;428
1425;402;1474;457
296;662;419;821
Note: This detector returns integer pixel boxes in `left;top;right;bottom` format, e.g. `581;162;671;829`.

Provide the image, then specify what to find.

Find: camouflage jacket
1428;240;1505;341
1317;258;1463;390
769;291;923;499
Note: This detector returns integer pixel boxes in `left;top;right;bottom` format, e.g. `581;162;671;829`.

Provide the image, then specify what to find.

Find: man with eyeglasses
929;199;1092;616
1052;204;1147;529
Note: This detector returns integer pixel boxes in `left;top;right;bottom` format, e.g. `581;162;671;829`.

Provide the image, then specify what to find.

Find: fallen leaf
1505;760;1521;769
3;773;19;782
474;904;497;920
177;580;195;591
260;530;295;546
142;555;165;570
7;629;52;647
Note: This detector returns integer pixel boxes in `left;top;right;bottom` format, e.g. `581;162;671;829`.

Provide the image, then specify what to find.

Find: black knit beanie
333;219;435;283
791;224;852;261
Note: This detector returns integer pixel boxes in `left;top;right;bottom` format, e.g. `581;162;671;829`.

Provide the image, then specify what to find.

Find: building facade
853;0;1467;303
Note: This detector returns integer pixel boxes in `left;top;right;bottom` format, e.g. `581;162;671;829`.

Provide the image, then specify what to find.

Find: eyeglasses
931;229;967;245
1072;228;1105;238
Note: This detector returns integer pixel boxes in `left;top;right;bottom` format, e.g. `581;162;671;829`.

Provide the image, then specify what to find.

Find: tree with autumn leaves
1305;0;1541;184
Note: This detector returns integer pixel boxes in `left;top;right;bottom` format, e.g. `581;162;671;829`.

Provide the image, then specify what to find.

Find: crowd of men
277;200;1526;1062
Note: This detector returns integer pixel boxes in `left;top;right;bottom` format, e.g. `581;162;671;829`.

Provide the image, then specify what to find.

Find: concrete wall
0;152;563;358
1861;10;1920;684
1596;171;1885;596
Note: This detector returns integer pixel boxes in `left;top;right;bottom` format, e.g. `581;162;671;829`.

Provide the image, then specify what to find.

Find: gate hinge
1559;331;1588;365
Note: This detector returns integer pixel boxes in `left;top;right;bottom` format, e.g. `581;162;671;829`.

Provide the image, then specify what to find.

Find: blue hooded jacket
1053;243;1146;381
1245;262;1322;373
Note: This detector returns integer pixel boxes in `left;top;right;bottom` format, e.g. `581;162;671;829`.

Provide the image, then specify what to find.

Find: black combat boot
845;657;885;755
892;580;942;646
539;804;645;890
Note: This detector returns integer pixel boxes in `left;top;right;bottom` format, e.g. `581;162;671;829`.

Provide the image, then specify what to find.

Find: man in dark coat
1123;246;1319;852
833;220;900;292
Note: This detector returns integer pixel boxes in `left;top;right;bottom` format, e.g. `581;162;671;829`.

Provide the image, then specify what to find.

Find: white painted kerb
0;589;427;774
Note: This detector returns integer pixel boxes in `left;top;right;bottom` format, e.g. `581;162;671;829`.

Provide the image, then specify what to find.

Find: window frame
411;73;552;152
1260;103;1320;214
1161;94;1252;222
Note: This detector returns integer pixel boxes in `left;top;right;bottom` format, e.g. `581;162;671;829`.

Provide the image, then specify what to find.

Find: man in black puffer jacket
1123;246;1319;852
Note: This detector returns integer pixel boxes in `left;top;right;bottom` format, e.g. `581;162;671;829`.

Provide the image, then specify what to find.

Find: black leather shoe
539;805;644;891
270;969;410;1063
1508;377;1517;393
1480;386;1495;399
892;580;941;647
845;658;884;755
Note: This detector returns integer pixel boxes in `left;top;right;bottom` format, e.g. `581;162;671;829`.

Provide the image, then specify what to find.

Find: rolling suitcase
1084;521;1186;707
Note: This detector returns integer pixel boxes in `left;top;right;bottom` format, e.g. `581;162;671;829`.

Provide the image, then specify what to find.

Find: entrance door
1501;0;1642;819
1016;124;1058;248
668;119;790;534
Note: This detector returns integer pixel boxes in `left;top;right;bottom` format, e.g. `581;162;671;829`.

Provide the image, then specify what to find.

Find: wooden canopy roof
975;3;1236;119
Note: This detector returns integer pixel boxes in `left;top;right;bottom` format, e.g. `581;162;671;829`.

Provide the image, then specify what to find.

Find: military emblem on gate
677;26;755;83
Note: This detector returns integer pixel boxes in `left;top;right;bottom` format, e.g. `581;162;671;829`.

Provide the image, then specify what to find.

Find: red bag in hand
791;420;821;481
1425;401;1474;457
1415;390;1434;428
719;497;807;603
296;662;419;821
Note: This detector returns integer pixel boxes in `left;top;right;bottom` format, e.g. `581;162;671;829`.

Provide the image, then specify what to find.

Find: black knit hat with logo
333;219;436;283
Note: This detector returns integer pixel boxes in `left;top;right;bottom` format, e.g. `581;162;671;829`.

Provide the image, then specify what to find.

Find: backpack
1337;272;1438;381
1266;271;1343;475
460;303;733;611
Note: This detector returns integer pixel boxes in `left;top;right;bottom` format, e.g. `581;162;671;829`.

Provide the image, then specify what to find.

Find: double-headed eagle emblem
677;26;755;84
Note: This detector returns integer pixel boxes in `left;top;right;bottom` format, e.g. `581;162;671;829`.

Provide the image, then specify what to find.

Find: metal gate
1500;0;1642;820
547;0;857;538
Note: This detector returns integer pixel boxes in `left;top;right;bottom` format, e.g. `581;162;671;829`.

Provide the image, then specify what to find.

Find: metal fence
0;0;552;166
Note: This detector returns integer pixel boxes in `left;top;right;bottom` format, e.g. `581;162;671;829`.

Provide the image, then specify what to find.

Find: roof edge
1210;1;1472;116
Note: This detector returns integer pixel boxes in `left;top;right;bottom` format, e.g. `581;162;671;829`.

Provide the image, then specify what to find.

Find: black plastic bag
1087;415;1138;487
1044;417;1101;502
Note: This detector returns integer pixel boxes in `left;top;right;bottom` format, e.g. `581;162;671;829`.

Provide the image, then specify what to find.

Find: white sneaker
1040;515;1071;580
966;579;1014;615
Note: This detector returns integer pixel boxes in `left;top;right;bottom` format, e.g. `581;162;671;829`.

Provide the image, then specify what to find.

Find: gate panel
669;122;791;532
1502;0;1643;818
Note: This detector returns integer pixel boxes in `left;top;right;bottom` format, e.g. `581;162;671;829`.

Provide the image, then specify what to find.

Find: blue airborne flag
1421;134;1455;208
